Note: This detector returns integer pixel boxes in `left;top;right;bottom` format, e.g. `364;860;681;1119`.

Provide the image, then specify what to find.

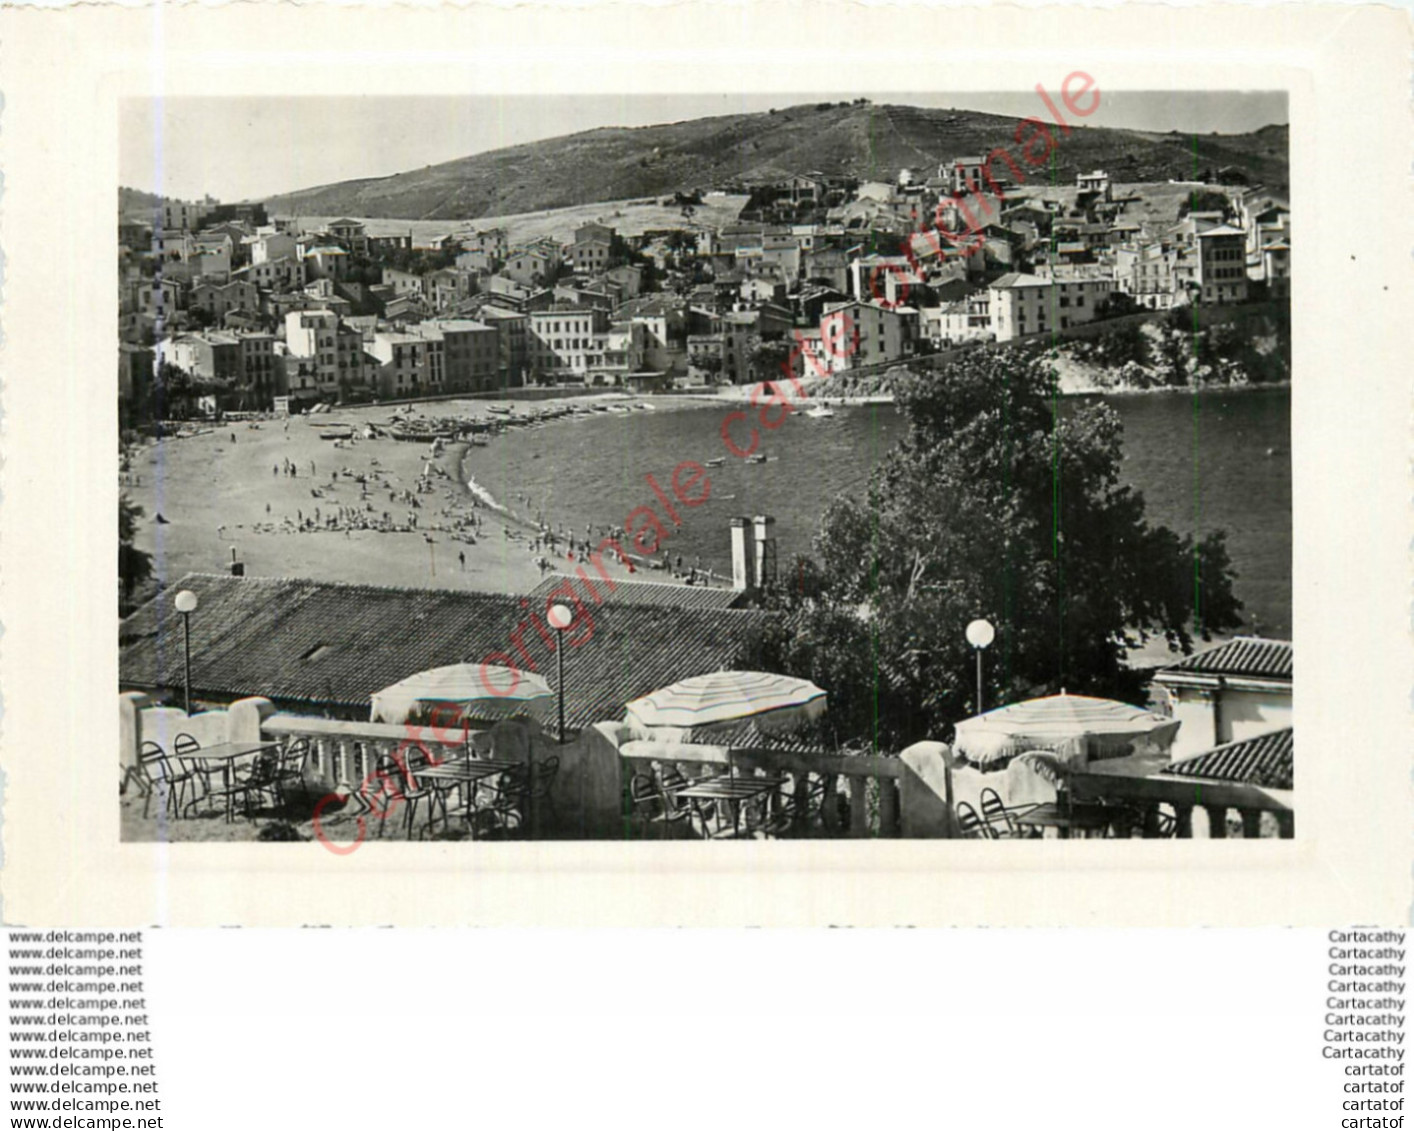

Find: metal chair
175;733;221;817
134;740;195;820
270;738;311;810
228;749;283;822
480;756;560;835
979;787;1040;838
231;739;312;821
954;801;998;839
763;775;828;837
655;763;708;829
370;749;432;839
627;771;667;823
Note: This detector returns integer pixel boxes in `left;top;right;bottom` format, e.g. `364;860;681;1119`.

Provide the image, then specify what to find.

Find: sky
121;91;1289;203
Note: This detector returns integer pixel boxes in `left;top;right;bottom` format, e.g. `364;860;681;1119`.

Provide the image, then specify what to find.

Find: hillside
261;102;1288;221
118;186;164;215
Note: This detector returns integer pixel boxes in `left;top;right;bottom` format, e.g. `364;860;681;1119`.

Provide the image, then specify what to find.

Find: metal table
172;740;282;822
674;774;787;837
416;757;524;836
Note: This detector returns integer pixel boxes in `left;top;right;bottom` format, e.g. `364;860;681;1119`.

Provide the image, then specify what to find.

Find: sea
466;386;1292;638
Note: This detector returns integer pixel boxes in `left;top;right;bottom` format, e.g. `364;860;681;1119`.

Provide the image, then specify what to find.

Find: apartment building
370;332;429;397
988;273;1116;341
1195;225;1250;305
476;305;529;388
817;300;917;373
416;320;499;393
527;307;609;379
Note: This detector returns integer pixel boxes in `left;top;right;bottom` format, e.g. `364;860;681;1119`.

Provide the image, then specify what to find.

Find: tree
743;352;1242;751
691;350;724;384
747;336;792;385
119;495;153;614
1179;189;1232;220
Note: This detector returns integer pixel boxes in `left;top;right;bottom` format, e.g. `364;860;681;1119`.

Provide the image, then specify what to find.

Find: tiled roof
528;574;746;612
990;273;1050;289
1157;636;1292;683
119;574;769;729
615;295;683;319
1158;727;1293;790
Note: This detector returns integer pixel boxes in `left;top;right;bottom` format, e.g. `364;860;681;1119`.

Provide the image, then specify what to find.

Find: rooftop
1156;636;1292;684
1158;727;1293;790
528;574;747;612
119;573;769;729
989;273;1050;289
426;319;493;333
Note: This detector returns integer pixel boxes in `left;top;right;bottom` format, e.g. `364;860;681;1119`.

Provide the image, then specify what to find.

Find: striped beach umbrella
625;671;827;737
370;663;553;725
954;692;1180;769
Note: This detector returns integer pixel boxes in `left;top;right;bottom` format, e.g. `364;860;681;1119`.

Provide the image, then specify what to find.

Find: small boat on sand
746;453;768;464
705;457;726;467
805;405;836;419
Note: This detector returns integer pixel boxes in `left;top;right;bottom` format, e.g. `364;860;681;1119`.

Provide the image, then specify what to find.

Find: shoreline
125;381;1286;608
122;391;711;605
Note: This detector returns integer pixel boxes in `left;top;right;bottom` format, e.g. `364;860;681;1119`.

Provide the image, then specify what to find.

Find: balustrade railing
261;714;486;792
620;742;904;838
1069;771;1293;839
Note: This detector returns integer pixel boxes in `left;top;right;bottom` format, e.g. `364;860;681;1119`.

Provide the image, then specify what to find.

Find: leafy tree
1179;189;1232;220
747;336;792;385
144;362;196;422
119;495;153;613
743;352;1242;750
690;350;724;384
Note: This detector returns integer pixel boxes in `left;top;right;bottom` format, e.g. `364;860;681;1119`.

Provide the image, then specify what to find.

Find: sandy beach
124;395;653;597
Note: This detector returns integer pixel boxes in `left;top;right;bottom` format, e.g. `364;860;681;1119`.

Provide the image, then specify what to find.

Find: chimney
753;515;777;589
730;517;752;593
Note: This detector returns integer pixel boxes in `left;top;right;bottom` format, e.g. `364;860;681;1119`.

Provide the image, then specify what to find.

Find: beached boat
805;406;836;419
746;453;768;464
320;427;355;441
705;457;726;467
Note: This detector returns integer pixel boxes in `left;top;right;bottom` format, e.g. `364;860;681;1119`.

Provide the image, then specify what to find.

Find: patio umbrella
370;664;553;726
625;670;827;784
625;671;827;737
953;692;1180;770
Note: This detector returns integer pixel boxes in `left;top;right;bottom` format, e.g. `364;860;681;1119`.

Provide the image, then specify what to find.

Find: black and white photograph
114;87;1294;847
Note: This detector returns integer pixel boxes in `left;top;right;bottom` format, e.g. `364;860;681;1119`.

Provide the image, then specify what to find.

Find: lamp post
174;589;199;715
965;618;994;717
547;603;573;744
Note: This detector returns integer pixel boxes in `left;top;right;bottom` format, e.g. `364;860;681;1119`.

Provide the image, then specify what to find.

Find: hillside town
118;159;1290;420
119;124;1294;845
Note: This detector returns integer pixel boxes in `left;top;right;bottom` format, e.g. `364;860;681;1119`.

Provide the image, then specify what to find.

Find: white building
1151;637;1292;759
988;273;1116;341
817;300;917;373
252;231;297;265
528;308;606;379
284;310;364;399
1195;225;1250;305
370;332;429;397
